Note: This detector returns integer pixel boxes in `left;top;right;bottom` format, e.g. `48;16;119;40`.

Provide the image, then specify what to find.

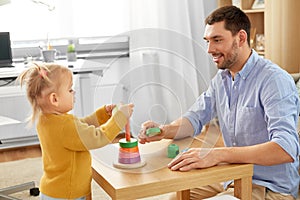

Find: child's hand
105;104;116;116
118;103;134;119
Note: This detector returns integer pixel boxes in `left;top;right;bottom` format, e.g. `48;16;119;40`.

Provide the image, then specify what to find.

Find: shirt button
232;142;236;146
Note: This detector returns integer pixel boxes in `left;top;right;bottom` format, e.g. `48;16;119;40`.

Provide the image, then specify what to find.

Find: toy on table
146;127;180;158
113;106;146;169
146;127;161;137
167;143;179;158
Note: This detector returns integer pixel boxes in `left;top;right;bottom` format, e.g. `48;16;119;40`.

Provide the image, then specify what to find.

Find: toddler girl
18;63;133;200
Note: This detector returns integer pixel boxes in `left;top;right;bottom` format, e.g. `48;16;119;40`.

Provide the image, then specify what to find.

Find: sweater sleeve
79;105;110;127
63;110;127;151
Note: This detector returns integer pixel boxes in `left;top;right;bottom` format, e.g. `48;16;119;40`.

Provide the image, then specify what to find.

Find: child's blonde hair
18;63;72;124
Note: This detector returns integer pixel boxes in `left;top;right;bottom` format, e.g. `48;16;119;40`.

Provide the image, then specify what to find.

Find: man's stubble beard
217;40;239;70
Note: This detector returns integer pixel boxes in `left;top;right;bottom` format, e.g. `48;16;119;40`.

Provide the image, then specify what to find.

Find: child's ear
49;92;59;106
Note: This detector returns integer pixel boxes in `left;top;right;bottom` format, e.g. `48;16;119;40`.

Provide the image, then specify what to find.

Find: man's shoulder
255;57;291;81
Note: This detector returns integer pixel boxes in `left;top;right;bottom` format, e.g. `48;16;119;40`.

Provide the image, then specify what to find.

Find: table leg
176;189;190;200
234;176;252;200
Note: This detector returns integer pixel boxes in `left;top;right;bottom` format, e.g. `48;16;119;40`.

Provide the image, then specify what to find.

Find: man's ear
49;92;59;107
238;30;247;47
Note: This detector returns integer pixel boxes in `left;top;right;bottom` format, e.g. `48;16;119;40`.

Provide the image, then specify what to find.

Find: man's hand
167;148;220;171
138;120;164;144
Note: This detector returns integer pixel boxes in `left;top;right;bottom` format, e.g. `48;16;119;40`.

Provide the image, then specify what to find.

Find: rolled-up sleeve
262;71;300;161
183;82;217;136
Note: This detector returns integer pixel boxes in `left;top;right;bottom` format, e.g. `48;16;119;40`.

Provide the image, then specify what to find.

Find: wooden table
92;135;253;200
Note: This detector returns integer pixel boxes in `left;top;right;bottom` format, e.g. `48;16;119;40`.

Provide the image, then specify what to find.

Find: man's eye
215;39;222;43
69;89;74;93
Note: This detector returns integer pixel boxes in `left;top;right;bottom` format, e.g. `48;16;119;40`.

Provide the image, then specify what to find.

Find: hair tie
39;68;48;78
32;63;48;79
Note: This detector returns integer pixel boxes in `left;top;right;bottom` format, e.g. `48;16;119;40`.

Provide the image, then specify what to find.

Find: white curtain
120;0;218;135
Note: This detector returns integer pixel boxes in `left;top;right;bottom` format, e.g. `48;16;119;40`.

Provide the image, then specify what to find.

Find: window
0;0;129;41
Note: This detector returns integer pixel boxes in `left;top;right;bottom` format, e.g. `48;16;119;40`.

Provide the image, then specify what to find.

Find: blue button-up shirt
183;50;300;198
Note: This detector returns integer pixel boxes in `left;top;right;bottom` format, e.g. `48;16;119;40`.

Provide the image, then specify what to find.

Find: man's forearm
161;117;194;140
214;141;293;166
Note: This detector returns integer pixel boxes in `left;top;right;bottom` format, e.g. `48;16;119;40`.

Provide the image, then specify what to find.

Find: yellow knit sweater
37;106;127;199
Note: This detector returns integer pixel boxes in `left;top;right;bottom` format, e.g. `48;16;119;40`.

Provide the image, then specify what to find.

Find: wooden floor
0;145;42;163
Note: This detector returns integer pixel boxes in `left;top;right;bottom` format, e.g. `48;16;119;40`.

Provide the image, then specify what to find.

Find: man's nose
207;42;214;54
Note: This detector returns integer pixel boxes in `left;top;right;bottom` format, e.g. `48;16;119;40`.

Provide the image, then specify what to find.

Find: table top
0;59;108;79
92;137;253;199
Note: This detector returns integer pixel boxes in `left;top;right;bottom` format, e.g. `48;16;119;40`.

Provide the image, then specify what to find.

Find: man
138;6;300;200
